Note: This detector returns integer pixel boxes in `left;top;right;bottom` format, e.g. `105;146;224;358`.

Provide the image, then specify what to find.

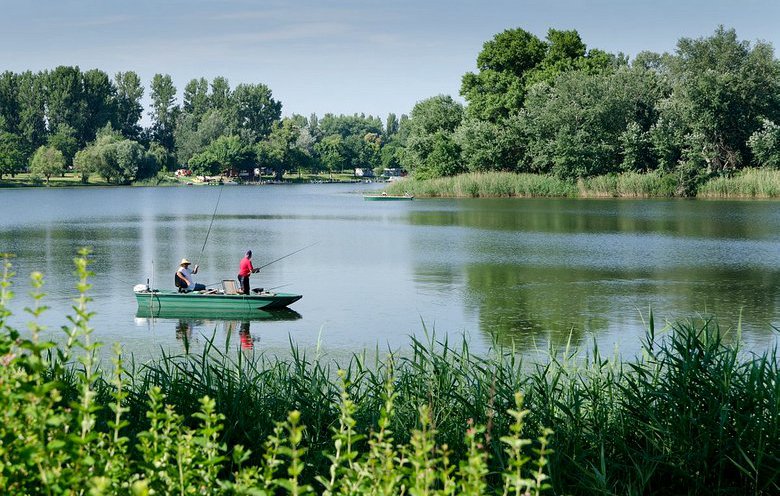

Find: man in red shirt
237;250;259;294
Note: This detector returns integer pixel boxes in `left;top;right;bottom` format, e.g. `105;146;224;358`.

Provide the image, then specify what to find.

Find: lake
1;184;778;361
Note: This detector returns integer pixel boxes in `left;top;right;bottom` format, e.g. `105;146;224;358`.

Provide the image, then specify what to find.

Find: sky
1;0;779;122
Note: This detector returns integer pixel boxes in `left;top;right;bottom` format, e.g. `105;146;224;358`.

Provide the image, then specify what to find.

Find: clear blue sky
1;0;778;121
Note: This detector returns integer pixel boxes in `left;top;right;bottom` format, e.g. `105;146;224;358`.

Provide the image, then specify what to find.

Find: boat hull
363;194;414;201
134;290;302;314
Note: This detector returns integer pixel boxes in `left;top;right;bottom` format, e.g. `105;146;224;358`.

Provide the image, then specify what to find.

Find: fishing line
257;241;320;270
195;184;224;269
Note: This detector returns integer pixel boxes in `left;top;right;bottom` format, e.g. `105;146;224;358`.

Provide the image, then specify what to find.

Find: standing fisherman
237;250;260;294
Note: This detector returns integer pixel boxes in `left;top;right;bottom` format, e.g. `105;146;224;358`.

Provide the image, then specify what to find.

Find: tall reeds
1;253;778;494
698;168;780;198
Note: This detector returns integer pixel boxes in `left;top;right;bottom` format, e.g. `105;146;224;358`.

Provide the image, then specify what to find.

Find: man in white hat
175;258;206;292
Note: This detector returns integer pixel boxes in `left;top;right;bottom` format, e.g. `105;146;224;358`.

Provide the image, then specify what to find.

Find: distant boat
363;193;414;201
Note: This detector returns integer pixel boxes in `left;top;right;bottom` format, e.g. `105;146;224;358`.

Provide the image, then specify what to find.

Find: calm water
1;184;778;360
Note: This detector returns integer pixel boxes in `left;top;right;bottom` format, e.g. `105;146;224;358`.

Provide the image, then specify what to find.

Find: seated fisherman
175;258;206;292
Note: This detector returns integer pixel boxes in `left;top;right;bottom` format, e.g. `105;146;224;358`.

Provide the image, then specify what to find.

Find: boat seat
222;279;239;295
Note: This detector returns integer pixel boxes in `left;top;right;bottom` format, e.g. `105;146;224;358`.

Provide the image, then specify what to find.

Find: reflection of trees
463;263;780;350
407;199;778;240
464;264;602;349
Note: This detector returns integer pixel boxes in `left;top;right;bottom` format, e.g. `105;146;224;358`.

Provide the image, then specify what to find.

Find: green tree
72;146;100;183
149;74;178;152
16;71;47;160
175;109;228;165
748;119;780;168
385;113;399;137
231;83;282;142
454;116;526;173
209;77;231;110
47;123;79;166
29;145;65;183
461;28;546;121
401;95;464;178
44;66;86;143
190;135;252;176
113;71;144;140
663;26;780;173
0;130;24;179
0;71;19;134
314;134;344;178
81;69;117;143
522;67;666;179
183;78;210;117
255;119;307;179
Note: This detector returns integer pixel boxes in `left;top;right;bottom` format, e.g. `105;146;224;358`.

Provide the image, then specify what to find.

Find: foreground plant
0;253;552;495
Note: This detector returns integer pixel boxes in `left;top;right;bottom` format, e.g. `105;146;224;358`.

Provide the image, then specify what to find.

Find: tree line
1;26;779;191
403;26;780;194
0;68;407;183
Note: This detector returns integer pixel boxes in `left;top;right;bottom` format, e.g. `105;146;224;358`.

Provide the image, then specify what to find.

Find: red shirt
238;256;254;276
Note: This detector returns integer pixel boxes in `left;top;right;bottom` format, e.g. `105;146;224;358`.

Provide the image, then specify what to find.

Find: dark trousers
238;275;250;294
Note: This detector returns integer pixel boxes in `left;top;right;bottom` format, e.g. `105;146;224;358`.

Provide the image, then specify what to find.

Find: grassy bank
385;172;578;198
385;170;780;199
698;168;780;198
2;254;778;494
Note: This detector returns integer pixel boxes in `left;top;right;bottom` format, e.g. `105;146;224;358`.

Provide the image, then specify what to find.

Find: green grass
579;171;678;197
2;252;778;494
385;172;578;198
698;168;780;198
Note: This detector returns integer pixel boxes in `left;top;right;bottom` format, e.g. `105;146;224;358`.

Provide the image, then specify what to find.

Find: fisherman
237;250;260;295
175;258;206;292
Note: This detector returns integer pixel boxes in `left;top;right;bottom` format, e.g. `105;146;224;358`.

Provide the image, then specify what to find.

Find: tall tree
182;77;209;116
209;77;231;110
402;95;464;179
149;73;178;153
81;69;116;143
461;28;546;121
114;71;144;140
385;113;399;137
663;26;780;172
0;130;24;179
231;83;282;142
16;71;47;159
0;71;19;134
45;66;86;141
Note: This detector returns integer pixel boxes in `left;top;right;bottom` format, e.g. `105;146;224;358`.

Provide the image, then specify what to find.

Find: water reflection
135;309;302;353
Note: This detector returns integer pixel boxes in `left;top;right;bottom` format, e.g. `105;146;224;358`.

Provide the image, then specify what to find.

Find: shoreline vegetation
386;169;780;199
5;168;780;200
2;26;780;198
1;253;778;494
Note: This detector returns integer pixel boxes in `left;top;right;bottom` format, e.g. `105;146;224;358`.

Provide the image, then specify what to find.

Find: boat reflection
135;306;302;321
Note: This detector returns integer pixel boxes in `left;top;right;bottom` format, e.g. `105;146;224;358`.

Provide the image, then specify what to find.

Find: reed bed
2;253;778;494
579;171;677;197
385;172;577;198
697;168;780;198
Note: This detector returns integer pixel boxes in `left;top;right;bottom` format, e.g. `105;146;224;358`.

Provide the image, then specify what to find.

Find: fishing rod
194;184;224;269
257;241;320;270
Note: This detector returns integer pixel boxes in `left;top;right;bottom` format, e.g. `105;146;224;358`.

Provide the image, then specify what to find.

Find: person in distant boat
175;258;206;292
237;250;260;294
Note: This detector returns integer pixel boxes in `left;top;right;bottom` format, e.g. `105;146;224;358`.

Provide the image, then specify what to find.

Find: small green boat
134;289;302;314
363;193;414;201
